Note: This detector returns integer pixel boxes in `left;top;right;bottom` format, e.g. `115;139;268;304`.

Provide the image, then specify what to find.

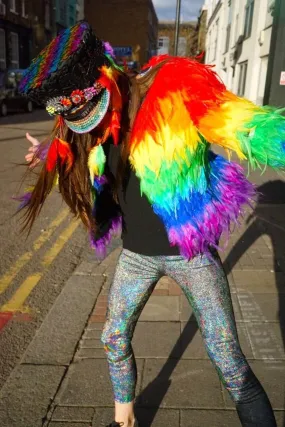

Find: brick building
158;21;198;58
0;0;53;70
84;0;158;67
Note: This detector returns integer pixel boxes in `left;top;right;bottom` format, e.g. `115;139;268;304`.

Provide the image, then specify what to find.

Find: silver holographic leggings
101;249;276;426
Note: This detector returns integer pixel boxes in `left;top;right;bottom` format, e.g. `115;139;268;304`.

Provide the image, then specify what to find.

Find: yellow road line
0;208;69;295
1;219;80;313
41;220;80;268
1;274;41;313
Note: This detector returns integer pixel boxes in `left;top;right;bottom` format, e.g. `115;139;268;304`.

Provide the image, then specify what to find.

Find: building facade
55;0;77;32
0;0;53;70
263;0;285;106
84;0;158;67
196;6;208;58
76;0;84;21
204;0;275;105
158;21;198;57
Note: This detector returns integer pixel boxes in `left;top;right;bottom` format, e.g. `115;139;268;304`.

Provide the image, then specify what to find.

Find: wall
84;0;158;66
264;0;285;106
158;21;198;57
204;0;274;105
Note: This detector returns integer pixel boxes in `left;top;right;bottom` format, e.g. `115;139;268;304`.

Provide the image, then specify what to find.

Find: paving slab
241;293;285;322
138;359;224;408
222;360;285;409
245;322;285;360
181;409;240;427
0;365;65;427
75;348;106;359
179;321;207;359
51;405;95;422
139;296;180;321
23;274;103;365
58;358;143;406
92;407;179;427
49;423;89;427
133;322;181;358
233;271;285;293
180;291;242;322
180;322;254;360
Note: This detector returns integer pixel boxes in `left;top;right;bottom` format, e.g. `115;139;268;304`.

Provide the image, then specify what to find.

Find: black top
105;142;179;256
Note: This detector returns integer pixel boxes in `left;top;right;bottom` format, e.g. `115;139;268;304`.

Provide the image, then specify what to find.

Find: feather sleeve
141;56;285;171
198;91;285;170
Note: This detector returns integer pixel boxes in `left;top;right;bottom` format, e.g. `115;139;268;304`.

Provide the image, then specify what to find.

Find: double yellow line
0;208;80;313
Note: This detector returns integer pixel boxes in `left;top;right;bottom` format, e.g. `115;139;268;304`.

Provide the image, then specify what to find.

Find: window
238;61;248;96
158;37;169;55
10;0;16;12
21;0;26;17
234;14;239;43
10;32;19;68
69;5;75;26
0;29;6;70
213;18;219;61
257;56;268;105
45;1;51;29
178;37;186;56
59;0;66;24
207;30;212;62
225;0;233;53
244;0;254;39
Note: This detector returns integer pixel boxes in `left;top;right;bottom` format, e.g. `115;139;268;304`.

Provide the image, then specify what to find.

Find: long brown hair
20;60;168;235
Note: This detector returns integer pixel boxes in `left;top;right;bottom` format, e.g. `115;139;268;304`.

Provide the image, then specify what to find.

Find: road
0;110;93;390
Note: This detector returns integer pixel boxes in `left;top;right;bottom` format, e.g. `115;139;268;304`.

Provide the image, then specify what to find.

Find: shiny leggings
102;249;276;426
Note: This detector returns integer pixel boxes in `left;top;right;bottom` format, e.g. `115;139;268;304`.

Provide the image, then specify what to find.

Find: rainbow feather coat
91;55;285;259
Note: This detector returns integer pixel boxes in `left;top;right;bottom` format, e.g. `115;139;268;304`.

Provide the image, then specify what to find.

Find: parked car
0;69;34;117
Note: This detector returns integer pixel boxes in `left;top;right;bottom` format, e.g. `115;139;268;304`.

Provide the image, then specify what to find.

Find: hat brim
64;89;110;134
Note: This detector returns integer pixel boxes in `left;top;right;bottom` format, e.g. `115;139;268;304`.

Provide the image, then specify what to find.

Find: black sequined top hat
19;21;119;134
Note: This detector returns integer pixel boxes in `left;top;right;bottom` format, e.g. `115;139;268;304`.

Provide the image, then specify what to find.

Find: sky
152;0;204;21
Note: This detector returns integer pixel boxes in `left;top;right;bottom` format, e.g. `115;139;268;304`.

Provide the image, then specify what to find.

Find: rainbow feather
198;91;285;169
129;56;282;258
88;145;106;184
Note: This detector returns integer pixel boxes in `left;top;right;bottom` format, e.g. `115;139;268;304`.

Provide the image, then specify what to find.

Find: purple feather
36;143;50;161
12;191;33;210
90;216;122;259
103;41;115;58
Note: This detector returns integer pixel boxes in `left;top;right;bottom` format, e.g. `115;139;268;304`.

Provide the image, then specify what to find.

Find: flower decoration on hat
71;89;84;104
61;97;72;108
84;87;97;101
45;82;105;116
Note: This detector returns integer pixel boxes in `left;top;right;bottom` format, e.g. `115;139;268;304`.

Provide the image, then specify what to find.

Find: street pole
174;0;182;56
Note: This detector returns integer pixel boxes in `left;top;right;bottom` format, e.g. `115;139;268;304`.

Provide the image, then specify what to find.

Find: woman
18;22;285;427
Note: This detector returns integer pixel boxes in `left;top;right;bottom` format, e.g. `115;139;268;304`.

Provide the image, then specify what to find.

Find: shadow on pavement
223;179;285;427
136;180;285;426
136;314;198;426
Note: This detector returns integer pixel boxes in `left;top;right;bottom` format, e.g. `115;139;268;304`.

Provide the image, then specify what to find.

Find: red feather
110;111;121;145
46;138;74;172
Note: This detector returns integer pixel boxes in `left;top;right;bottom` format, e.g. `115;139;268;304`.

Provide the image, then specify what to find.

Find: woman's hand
25;132;41;167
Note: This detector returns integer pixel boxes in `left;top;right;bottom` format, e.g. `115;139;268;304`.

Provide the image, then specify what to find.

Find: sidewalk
0;206;285;427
